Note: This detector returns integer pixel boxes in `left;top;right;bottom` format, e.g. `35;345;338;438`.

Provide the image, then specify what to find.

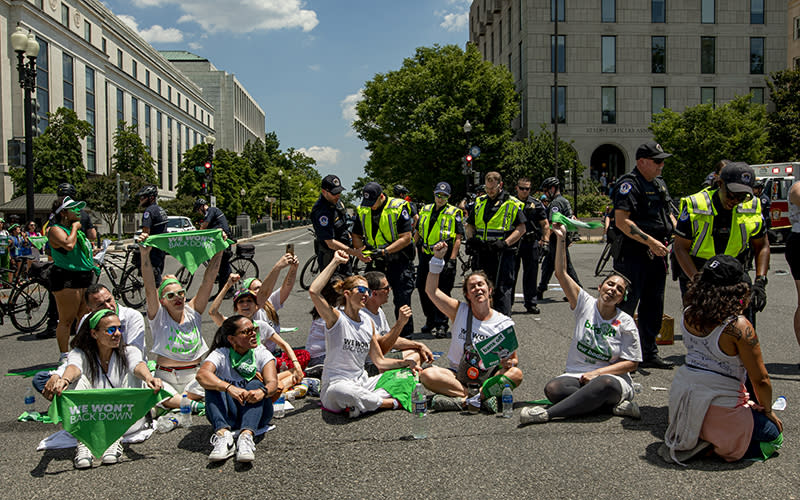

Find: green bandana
89;309;114;329
29;235;48;251
229;348;258;381
550;211;604;231
141;229;231;274
158;278;182;299
241;278;257;291
374;368;417;412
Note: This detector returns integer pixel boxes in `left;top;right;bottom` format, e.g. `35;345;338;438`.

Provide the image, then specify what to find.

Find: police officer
416;181;464;337
537;176;581;300
673;162;768;325
513;177;549;314
753;179;771;230
352;182;416;337
613;141;676;369
466;171;526;316
310;174;362;274
194;198;232;296
137;185;168;285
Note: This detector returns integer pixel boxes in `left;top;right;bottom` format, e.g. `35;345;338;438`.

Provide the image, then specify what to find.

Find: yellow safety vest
683;189;763;259
356;197;409;247
473;194;523;241
418;203;460;254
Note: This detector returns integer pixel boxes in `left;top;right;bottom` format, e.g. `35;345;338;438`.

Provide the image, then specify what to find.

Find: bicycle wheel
9;279;50;333
594;242;613;277
229;257;260;283
176;265;194;291
299;255;319;291
120;267;146;309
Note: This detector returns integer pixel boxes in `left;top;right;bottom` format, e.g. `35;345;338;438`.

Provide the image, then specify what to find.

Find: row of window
550;86;765;124
556;0;765;24
550;36;766;75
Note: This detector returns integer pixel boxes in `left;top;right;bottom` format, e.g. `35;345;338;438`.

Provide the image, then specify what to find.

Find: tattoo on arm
742;325;759;347
629;223;650;242
722;323;742;340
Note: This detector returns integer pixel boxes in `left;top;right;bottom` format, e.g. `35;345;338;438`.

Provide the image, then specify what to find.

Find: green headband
89;309;115;329
241;278;257;291
158;278;182;298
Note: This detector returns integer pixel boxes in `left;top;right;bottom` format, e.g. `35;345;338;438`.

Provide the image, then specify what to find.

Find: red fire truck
751;162;800;246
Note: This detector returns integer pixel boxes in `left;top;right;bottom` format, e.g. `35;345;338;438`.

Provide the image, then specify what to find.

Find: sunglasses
351;285;371;295
236;326;259;337
162;289;186;300
104;325;124;336
724;183;752;202
517;186;531;191
435;193;449;199
371;285;391;294
651;158;665;165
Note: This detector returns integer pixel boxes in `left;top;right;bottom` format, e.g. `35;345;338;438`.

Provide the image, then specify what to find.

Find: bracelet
225;383;232;392
62;377;71;385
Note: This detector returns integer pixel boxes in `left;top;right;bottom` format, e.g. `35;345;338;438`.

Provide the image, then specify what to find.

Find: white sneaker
612;400;641;419
74;442;93;469
236;432;256;462
208;430;235;462
519;406;550;425
101;438;123;465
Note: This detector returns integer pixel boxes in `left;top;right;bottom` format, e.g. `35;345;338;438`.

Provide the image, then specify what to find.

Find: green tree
77;175;118;232
352;44;518;201
176;144;212;199
111;123;157;212
10;107;92;196
499;126;584;192
766;68;800;162
651;94;769;198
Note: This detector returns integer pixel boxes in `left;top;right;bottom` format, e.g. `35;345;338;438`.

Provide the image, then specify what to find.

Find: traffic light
466;154;473;169
201;182;208;196
122;181;130;201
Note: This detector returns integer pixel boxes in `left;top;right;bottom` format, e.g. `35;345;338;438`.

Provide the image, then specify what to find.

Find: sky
103;0;472;191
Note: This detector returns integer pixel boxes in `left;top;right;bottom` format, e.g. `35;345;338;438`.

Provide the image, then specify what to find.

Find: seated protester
661;255;783;464
139;239;222;409
46;309;163;469
305;275;345;370
519;223;642;425
36;283;146;395
309;250;419;418
210;274;306;392
420;242;524;414
363;270;434;376
196;315;279;463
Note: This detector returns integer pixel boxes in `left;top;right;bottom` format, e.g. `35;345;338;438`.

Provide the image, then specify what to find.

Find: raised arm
138;241;160;320
188;248;223;314
309;250;347;328
552;223;580;308
256;253;292;309
376;305;412;355
277;255;299;306
209;273;240;327
425;242;461;321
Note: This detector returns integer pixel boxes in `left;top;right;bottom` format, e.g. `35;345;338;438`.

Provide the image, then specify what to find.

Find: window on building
750;87;764;104
602;87;616;124
551;86;566;123
85;67;96;173
652;36;666;73
701;87;715;106
168;85;172;102
145;70;150;87
131;97;139;126
551;35;565;73
167;117;173;191
602;36;616;73
508;52;513;75
157;78;161;95
795;57;800;69
499;21;502;48
518;41;523;80
795;17;800;40
551;0;564;21
116;88;124;128
507;7;512;44
62;53;74;110
157;111;163;185
102;38;106;53
701;0;715;23
701;37;715;74
602;0;615;22
83;21;91;43
35;38;49;134
750;0;764;24
491;32;495;62
519;0;523;31
652;0;666;23
61;4;69;27
144;104;151;153
750;37;764;74
117;49;123;69
132;60;137;79
651;87;666;115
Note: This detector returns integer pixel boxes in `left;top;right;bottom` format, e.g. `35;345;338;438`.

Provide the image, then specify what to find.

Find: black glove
465;237;482;255
373;246;387;259
490;239;507;251
751;276;767;312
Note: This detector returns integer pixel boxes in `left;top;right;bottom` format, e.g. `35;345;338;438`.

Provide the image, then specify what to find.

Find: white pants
321;372;389;414
155;367;204;398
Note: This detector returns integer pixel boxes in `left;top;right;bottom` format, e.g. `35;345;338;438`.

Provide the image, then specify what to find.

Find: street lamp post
278;169;283;228
240;188;246;215
11;26;40;223
463;120;472;195
204;135;216;202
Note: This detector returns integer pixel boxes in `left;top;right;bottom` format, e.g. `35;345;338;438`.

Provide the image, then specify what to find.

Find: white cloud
340;90;363;123
360;151;371;163
130;0;165;6
440;11;469;32
174;0;318;33
188;42;203;50
118;14;184;43
308;64;321;72
297;146;341;166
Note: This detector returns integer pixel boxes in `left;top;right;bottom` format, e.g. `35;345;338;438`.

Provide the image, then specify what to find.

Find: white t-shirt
253;289;284;332
362;307;390;336
149;304;208;362
255;319;277;353
76;306;146;356
563;290;642;386
67;346;144;389
205;345;275;389
323;309;374;383
306;317;327;359
447;303;515;369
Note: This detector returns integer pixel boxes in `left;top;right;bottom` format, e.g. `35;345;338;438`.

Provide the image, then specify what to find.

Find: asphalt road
2;226;799;499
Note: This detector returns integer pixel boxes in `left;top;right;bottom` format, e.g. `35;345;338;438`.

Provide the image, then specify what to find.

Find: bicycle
0;264;50;333
175;242;259;298
594;241;613;277
299;240;364;290
95;242;146;309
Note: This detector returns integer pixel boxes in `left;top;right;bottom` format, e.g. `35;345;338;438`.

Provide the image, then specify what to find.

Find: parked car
166;216;196;233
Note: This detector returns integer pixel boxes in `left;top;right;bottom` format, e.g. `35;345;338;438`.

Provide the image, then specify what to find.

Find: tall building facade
470;0;786;180
790;0;800;68
0;0;215;203
162;51;266;154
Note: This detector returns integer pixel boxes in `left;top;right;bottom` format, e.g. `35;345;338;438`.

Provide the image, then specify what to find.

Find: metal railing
228;219;310;239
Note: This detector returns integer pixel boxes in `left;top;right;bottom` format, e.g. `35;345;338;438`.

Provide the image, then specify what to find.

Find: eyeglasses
351;285;371;295
371;285;391;294
236;326;259;337
162;289;186;300
723;183;752;203
68;207;81;213
651;158;665;165
104;325;124;336
435;194;449;199
517;186;531;191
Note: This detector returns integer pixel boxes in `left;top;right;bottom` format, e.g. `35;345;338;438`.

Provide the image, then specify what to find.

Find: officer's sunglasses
517;186;531;191
723;183;752;203
650;158;665;165
435;194;449;199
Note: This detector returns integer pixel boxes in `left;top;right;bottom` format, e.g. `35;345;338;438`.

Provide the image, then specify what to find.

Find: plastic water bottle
501;384;513;418
178;394;192;427
772;396;787;411
412;383;427;439
273;393;285;418
632;382;643;394
24;386;35;413
155;415;180;433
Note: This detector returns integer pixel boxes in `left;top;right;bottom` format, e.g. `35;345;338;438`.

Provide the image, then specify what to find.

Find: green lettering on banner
141;229;230;274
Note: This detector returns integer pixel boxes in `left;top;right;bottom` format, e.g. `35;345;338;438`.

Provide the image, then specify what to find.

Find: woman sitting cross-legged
520;223;641;425
309;250;420;418
420;242;523;414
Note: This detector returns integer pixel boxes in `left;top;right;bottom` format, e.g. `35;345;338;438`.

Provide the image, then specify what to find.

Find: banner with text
141;229;230;274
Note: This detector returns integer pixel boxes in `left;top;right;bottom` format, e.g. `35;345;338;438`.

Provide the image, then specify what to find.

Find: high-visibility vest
356;197;409;247
418;203;460;254
473;194;523;241
683;189;762;259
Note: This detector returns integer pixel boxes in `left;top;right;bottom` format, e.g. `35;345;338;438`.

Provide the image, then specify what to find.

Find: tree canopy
499;126;584;192
766;68;800;162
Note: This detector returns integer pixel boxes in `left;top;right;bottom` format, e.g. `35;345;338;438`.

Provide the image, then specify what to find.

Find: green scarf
140;229;231;274
550;211;604;230
374;368;417;412
229;348;258;381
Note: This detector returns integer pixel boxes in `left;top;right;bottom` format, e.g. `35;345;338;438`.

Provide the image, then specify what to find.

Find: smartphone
286;243;295;255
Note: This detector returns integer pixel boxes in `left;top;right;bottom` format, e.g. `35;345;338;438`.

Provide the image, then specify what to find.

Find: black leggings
543;375;623;419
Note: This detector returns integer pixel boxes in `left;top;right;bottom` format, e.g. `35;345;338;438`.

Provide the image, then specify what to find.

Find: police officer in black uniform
137;185;168;285
310;174;363;274
195;198;232;296
513;177;549;314
613;141;677;369
753;179;771;231
537;177;581;300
